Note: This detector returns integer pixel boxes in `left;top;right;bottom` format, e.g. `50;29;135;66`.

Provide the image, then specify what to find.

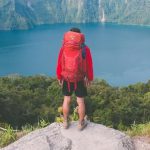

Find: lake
0;23;150;86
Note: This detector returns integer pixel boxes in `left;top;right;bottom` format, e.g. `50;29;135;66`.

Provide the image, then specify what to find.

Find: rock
1;121;135;150
132;136;150;150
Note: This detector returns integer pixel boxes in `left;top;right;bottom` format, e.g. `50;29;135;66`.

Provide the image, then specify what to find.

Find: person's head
70;27;81;33
69;27;85;42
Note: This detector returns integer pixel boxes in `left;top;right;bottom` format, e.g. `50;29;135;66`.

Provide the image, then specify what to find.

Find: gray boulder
1;122;135;150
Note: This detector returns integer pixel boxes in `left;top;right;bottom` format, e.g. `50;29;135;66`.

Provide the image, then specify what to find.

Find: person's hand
58;79;63;87
84;78;91;87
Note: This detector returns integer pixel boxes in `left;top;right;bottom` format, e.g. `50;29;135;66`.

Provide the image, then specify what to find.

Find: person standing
56;27;93;130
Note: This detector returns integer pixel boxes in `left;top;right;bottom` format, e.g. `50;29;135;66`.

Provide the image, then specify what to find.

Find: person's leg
76;97;88;130
62;96;71;129
75;81;88;130
63;96;71;121
76;97;85;123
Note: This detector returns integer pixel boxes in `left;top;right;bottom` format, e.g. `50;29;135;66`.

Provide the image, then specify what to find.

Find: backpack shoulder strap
81;43;86;59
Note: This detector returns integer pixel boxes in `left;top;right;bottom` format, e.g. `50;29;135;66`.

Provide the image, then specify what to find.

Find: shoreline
0;22;150;31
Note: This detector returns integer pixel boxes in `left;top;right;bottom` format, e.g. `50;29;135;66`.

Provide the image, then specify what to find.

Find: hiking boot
63;119;69;129
78;120;88;131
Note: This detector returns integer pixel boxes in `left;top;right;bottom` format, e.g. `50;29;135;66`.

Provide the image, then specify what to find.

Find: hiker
56;27;93;130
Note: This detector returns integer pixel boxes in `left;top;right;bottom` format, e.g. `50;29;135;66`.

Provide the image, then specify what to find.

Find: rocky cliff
1;122;135;150
0;0;150;30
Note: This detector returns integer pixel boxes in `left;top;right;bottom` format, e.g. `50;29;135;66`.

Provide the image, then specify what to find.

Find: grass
126;122;150;137
0;125;17;147
0;119;50;148
0;131;3;137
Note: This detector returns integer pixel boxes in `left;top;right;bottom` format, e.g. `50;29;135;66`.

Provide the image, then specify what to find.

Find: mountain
0;0;150;30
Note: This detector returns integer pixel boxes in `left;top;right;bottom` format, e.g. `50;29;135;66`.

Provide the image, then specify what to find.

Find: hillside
0;0;150;30
0;76;150;149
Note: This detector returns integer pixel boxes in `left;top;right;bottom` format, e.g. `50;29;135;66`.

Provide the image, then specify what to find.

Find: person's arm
85;46;94;85
56;47;63;85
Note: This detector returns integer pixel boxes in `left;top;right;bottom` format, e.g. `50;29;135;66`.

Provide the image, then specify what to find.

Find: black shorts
62;80;87;97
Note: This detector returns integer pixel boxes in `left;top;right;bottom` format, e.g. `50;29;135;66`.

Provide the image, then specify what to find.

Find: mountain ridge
0;0;150;30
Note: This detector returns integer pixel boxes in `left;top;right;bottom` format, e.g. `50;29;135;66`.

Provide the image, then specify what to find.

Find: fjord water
0;23;150;86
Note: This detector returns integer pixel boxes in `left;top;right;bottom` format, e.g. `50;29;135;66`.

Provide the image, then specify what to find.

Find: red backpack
61;31;86;84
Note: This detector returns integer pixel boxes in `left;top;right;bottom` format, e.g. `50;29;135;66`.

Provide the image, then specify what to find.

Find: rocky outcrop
133;136;150;150
0;0;150;30
1;121;135;150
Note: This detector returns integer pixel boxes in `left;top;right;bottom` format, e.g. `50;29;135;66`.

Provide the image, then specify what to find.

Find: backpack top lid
63;31;85;50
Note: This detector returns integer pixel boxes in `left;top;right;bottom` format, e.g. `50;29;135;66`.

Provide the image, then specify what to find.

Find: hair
70;27;81;33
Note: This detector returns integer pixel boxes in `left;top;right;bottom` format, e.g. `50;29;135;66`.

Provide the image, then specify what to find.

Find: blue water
0;23;150;86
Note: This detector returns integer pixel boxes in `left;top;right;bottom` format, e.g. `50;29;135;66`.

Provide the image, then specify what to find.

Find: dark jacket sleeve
56;47;63;80
85;46;94;81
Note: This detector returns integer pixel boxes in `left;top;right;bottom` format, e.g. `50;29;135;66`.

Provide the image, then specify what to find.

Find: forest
1;0;150;30
0;75;150;130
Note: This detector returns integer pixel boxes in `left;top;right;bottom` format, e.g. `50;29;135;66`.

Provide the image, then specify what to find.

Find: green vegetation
0;75;150;130
102;0;150;25
0;0;150;30
0;75;150;147
0;75;59;128
0;118;50;148
126;122;150;137
55;106;79;123
0;125;17;147
0;74;150;147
